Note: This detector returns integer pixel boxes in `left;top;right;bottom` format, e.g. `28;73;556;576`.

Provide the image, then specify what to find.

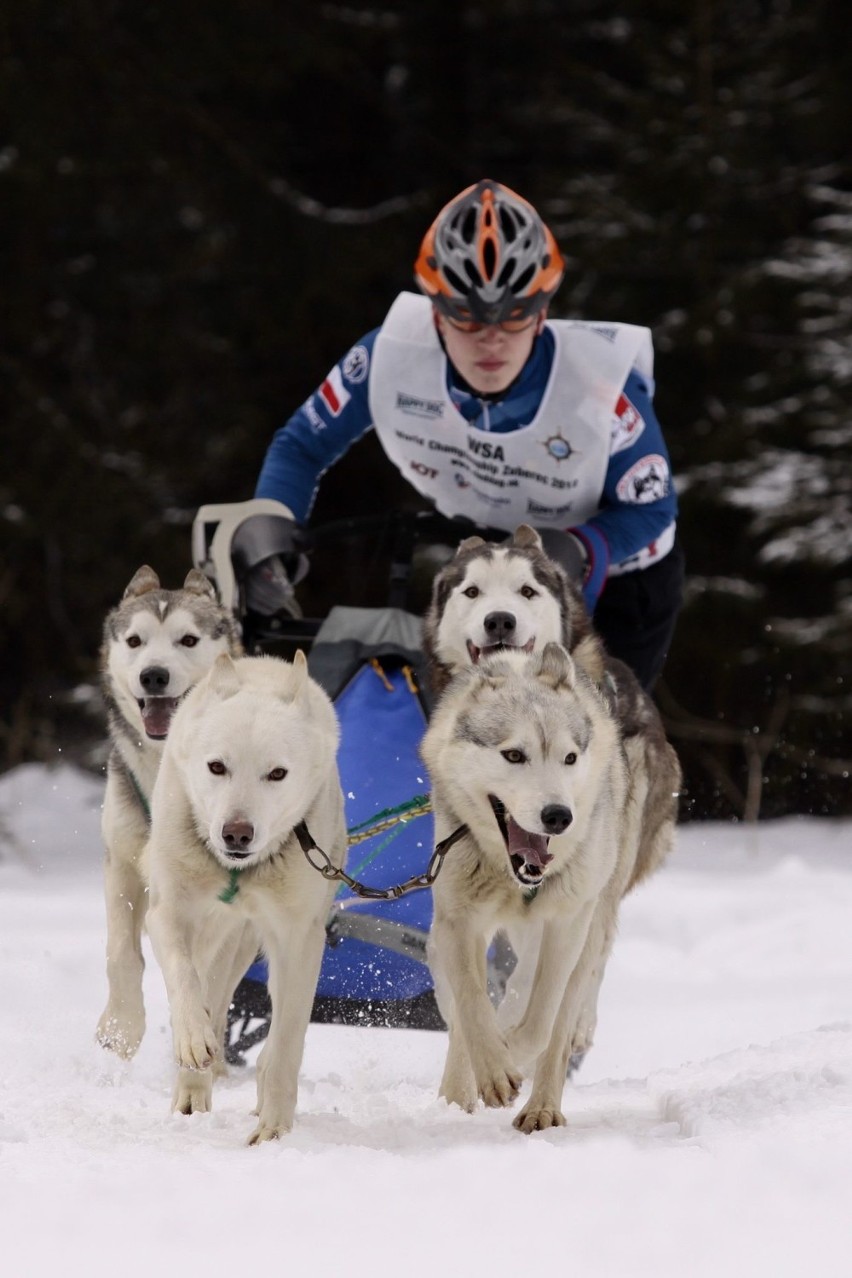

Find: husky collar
218;869;242;904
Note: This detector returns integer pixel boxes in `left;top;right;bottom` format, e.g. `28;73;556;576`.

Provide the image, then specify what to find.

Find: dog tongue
506;815;552;868
141;697;179;739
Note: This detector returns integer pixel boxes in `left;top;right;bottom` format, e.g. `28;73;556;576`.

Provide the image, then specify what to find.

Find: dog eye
126;635;142;649
519;585;538;599
266;767;288;782
180;634;199;648
564;752;577;766
207;760;227;776
501;748;527;765
462;586;480;599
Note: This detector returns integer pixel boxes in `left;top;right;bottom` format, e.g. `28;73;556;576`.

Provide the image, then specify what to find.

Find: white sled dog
96;565;242;1057
421;642;680;1133
145;651;347;1144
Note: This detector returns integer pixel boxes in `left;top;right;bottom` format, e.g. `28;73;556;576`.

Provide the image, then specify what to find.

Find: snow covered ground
1;762;851;1277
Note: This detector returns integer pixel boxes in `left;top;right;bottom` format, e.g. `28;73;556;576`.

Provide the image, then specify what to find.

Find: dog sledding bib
369;292;654;533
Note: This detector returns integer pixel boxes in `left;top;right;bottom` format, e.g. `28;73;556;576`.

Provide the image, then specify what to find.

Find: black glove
232;513;309;619
244;554;304;618
537;528;588;583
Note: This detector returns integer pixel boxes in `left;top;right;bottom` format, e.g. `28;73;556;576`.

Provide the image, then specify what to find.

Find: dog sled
192;500;508;1063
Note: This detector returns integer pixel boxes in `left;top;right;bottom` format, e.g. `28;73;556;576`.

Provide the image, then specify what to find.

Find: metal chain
294;821;468;901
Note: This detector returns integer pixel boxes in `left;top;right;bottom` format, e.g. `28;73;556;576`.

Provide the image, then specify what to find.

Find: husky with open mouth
422;524;597;699
421;641;680;1133
96;565;242;1058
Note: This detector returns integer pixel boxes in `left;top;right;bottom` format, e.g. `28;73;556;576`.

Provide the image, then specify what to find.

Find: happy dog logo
615;455;670;504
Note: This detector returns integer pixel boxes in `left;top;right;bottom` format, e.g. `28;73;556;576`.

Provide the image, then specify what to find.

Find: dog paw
478;1066;522;1109
172;1070;213;1115
439;1057;477;1112
95;1009;145;1059
173;1016;218;1071
247;1116;293;1145
513;1103;566;1134
439;1084;477;1113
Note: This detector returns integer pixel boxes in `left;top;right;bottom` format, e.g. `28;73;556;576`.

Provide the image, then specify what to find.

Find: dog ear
182;568;217;599
532;642;575;690
207;652;241;698
455;535;486;556
511;524;543;551
287;648;309;699
123;565;160;599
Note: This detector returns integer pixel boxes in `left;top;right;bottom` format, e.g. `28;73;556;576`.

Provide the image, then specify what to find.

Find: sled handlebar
193;500;506;650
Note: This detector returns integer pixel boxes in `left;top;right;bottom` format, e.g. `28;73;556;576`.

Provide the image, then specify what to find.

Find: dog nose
541;804;573;835
222;819;254;852
140;665;170;694
483;611;516;641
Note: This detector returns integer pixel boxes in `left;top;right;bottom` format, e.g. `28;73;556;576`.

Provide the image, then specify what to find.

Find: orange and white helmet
414;179;564;325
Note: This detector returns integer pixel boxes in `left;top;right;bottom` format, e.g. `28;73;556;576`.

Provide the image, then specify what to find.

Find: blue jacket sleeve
254;329;380;523
571;367;678;605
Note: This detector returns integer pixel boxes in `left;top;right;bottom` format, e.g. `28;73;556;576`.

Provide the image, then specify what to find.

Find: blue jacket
256;321;677;610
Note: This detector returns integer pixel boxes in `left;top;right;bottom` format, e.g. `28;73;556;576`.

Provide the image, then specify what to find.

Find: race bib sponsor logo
469;486;511;507
342;344;369;384
615;454;670;504
304;400;324;433
410;460;438;480
527;498;575;519
610;392;645;454
467;436;505;462
318;365;350;416
396;391;444;419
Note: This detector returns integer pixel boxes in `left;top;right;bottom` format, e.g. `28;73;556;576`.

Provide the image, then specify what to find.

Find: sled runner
192;500;509;1063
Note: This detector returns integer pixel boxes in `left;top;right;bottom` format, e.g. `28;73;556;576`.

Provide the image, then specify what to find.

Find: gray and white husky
423;522;668;787
422;524;597;698
421;642;681;1134
96;564;242;1057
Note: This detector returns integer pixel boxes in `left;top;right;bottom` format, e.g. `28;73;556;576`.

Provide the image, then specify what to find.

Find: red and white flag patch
318;365;351;417
610;392;645;454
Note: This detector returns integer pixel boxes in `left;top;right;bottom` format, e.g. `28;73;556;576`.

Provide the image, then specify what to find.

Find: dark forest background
2;1;850;820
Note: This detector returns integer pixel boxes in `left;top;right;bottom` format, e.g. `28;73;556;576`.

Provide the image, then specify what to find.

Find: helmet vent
500;206;520;242
512;263;535;295
496;259;516;288
463;259;483;287
482;238;497;280
444;266;469;295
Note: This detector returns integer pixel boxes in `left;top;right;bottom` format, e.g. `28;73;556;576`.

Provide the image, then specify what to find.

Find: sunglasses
444;313;540;335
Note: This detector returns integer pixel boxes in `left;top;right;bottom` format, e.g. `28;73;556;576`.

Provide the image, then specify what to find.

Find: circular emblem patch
542;433;575;462
615;455;670;504
342;344;369;385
